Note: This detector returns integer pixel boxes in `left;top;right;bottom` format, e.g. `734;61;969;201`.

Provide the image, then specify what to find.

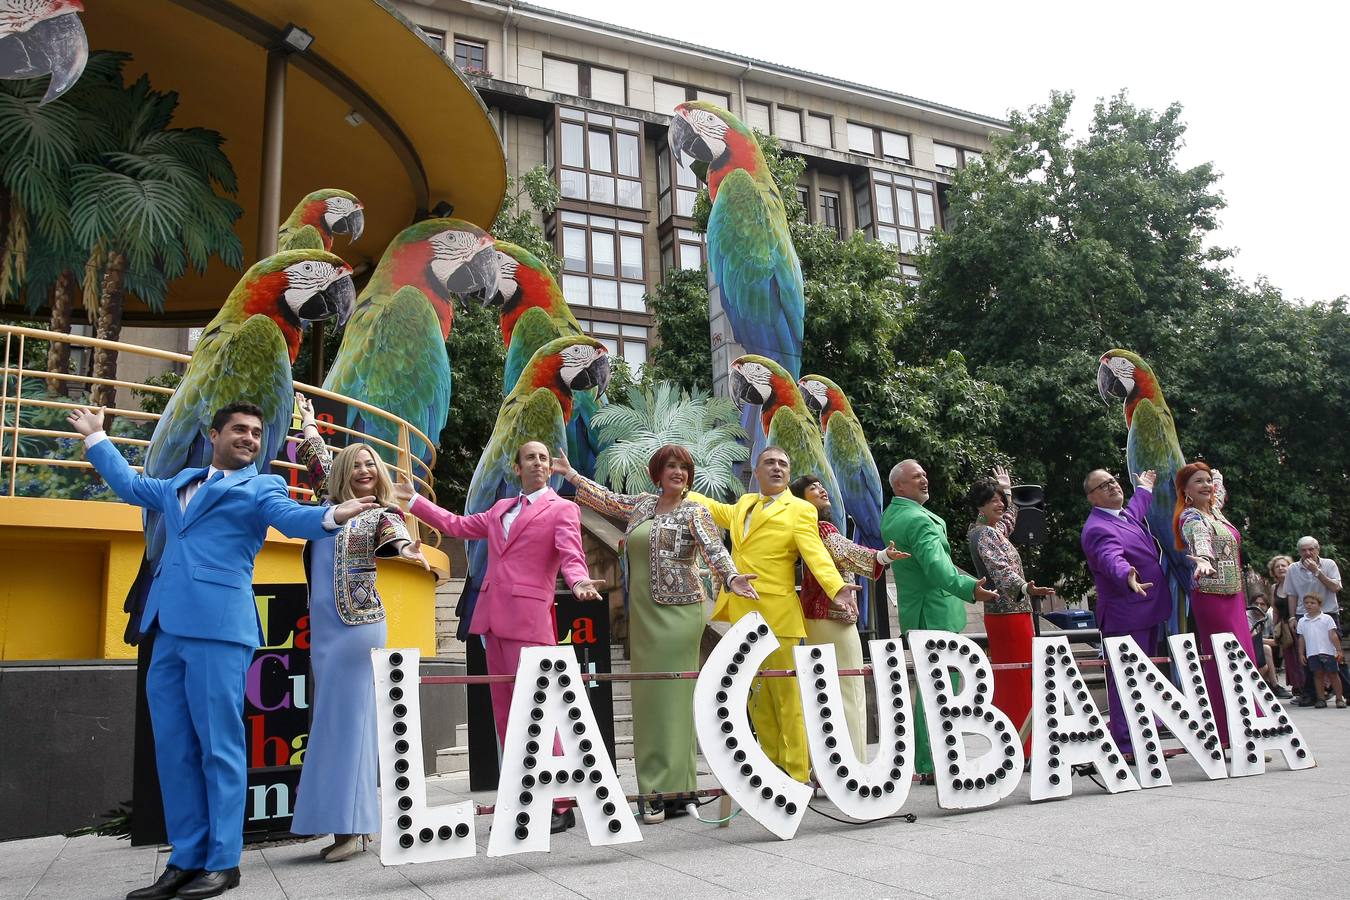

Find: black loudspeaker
1009;484;1045;546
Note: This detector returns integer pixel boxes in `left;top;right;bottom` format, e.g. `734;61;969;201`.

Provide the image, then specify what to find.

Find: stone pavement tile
17;836;161;900
0;835;67;899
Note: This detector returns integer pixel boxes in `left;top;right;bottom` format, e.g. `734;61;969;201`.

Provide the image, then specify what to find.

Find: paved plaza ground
6;704;1347;900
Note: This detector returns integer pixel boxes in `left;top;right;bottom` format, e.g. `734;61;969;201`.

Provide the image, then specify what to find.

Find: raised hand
728;572;759;600
295;392;317;430
399;539;431;571
550;448;575;480
1126;567;1153;596
973;578;998;603
392;478;415;510
333;495;381;524
572;578;606;601
992;464;1012;493
66;406;105;437
1137;470;1156;490
884;541;910;561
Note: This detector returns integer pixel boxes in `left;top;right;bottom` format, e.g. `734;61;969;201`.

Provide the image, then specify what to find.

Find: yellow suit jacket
690;491;846;640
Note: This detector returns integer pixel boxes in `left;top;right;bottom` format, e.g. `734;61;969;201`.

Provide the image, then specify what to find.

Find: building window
745;100;771;134
867;171;937;254
776;106;802;142
576;318;649;375
795;185;810;224
660;228;705;273
653;80;730;114
881;130;910;161
554;107;643;209
934;142;982;171
453;37;487;72
900;264;920;284
848;123;910;161
820;190;841;237
656;144;700;221
543;57;626;104
557;212;647;313
847;122;875;155
805;113;832;148
418;26;447;49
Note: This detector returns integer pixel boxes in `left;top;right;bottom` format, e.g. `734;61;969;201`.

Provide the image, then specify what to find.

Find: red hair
1172;460;1212;550
648;444;695;490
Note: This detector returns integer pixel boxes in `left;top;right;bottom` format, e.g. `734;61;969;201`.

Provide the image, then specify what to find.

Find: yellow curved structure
0;326;448;661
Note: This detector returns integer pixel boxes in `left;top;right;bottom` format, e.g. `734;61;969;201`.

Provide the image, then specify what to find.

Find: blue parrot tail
455;577;480;644
121;553;154;646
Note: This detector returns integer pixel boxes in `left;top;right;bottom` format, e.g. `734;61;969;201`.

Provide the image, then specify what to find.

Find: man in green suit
881;459;996;778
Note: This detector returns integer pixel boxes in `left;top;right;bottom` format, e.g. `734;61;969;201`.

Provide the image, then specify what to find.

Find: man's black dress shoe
550;809;576;834
127;866;202;900
176;868;241;899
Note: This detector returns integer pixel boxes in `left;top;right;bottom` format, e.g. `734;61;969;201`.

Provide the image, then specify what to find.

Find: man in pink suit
1080;468;1172;755
397;441;602;832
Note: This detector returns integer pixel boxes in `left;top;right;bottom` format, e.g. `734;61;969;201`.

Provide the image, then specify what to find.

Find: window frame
554;211;649;314
862;170;939;257
542;55;627;104
653;79;731;113
656;143;700;223
934;142;983;171
452;35;488;73
552;107;644;211
819;190;842;238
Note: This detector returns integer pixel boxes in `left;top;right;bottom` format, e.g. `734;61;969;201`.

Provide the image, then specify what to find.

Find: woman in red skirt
966;466;1055;753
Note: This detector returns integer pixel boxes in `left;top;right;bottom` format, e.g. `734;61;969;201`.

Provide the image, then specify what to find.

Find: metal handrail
0;325;442;532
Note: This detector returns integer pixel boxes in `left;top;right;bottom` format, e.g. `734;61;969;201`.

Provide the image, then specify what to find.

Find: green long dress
627;518;703;794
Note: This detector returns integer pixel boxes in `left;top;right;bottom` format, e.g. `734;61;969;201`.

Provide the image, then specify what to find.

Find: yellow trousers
749;642;809;781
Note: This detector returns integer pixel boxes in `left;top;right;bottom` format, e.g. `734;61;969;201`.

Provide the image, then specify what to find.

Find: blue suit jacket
88;438;331;647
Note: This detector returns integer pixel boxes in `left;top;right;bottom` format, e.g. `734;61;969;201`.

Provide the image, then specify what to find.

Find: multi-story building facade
396;0;1009;375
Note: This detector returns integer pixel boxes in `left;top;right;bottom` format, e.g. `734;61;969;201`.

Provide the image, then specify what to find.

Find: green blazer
881;496;977;633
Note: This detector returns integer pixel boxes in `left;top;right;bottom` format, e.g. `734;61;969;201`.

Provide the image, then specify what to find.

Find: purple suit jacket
1081;487;1171;635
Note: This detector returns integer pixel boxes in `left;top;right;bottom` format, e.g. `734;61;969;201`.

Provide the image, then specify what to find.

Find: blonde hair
327;443;395;507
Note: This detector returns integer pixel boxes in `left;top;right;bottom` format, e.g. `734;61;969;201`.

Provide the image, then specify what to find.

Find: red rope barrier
419;654;1211;685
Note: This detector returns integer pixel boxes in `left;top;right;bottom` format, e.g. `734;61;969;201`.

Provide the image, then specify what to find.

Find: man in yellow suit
692;446;857;781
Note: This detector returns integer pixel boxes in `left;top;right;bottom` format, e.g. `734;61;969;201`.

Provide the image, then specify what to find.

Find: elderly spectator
1284;537;1342;706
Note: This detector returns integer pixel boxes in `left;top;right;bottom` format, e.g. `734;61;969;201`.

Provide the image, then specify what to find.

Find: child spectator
1296;596;1345;708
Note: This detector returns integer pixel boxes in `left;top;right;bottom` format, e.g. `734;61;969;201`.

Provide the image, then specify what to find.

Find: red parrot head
669;101;761;196
730;354;803;431
798;374;852;427
235;249;355;360
1097;348;1163;426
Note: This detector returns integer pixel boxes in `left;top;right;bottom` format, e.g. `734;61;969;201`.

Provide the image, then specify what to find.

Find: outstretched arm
68;407;172;512
557;449;646;519
905;517;979;601
686;490;736;531
294;393;333;497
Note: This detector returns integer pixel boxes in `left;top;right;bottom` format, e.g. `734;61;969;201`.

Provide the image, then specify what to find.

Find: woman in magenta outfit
1174;461;1256;745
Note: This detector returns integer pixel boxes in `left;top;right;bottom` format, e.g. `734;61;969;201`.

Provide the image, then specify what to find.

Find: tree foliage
590;381;748;501
908;89;1350;595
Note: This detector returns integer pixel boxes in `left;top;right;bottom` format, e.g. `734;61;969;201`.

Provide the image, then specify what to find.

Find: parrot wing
765;405;845;530
277;223;326;252
131;314;292;641
323;285;451;465
824;412;884;549
706;168;805;380
1126;396;1192;631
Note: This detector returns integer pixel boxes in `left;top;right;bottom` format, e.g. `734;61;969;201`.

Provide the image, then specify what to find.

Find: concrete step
435;745;468;775
612;713;633;739
612;735;634;761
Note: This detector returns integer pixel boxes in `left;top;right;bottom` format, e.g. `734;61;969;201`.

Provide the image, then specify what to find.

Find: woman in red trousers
966;466;1055;754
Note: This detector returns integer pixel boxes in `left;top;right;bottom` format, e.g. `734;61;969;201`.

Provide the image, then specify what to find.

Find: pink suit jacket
410;489;590;644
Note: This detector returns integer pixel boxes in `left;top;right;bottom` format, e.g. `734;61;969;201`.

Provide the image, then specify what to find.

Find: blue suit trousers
146;629;254;871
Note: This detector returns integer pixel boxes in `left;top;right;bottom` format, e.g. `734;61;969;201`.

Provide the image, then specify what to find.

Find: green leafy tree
642;267;712;393
70;74;243;407
590;381;748;500
905;89;1350;595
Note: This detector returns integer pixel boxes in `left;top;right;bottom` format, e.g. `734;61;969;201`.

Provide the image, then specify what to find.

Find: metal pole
256;48;287;261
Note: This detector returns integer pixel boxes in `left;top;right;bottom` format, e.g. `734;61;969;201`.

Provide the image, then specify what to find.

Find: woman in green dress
555;445;759;823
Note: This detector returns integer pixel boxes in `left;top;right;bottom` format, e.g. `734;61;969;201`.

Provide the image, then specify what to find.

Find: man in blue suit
70;403;378;899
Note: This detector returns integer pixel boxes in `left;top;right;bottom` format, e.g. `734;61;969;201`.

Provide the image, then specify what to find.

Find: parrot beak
799;381;824;416
299;270;356;326
1097;361;1126;404
572;348;612;397
331;207;365;243
441;234;500;299
668;112;703;169
728;362;754;410
0;12;90;105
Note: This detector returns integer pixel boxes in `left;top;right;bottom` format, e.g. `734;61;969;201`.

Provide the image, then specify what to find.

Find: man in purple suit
1081;468;1172;754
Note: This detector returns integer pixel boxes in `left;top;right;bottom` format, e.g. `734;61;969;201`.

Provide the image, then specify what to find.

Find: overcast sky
532;0;1347;304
